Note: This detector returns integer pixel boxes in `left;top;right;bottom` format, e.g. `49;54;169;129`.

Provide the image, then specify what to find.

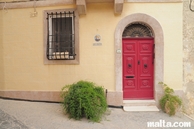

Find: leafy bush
61;80;107;122
159;82;182;116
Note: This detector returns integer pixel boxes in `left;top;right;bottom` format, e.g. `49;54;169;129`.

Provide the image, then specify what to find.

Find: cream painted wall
0;2;182;91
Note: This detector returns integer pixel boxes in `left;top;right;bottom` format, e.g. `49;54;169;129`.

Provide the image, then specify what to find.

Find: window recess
46;11;76;60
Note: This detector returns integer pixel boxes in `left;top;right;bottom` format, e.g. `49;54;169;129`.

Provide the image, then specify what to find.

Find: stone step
123;100;159;111
123;106;159;111
123;100;156;106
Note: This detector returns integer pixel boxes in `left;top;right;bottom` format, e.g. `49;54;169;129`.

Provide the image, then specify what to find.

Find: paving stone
0;109;29;129
0;99;193;129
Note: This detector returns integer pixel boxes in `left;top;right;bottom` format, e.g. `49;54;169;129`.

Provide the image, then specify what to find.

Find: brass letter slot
126;76;134;78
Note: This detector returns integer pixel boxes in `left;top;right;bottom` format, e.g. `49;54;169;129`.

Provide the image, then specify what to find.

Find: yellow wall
0;2;182;91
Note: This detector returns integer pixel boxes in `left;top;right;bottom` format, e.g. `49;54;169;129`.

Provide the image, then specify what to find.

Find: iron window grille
123;22;153;38
46;11;76;60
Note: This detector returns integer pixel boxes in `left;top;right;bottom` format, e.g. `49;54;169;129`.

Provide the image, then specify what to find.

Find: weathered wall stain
183;0;194;117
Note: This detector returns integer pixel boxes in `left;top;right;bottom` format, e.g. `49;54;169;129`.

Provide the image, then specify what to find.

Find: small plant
159;82;182;116
61;80;107;122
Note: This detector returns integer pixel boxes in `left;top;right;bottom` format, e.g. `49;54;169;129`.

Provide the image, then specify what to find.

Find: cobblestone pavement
0;99;194;129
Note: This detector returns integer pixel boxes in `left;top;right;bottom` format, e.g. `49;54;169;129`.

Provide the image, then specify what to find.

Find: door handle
126;76;134;78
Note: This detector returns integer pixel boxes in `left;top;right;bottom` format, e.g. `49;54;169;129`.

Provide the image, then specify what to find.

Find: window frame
43;9;79;65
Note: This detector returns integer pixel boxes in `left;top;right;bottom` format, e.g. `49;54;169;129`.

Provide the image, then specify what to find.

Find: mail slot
126;76;134;78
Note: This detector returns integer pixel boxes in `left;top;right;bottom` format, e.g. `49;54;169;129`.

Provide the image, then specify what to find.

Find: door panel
139;55;152;76
123;38;154;100
123;40;136;54
123;39;138;99
139;78;152;89
123;55;136;77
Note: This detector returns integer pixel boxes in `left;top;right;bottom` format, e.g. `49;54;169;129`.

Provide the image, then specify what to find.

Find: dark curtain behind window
52;17;72;54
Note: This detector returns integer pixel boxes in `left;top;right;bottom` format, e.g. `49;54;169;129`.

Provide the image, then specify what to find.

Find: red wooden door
123;38;154;99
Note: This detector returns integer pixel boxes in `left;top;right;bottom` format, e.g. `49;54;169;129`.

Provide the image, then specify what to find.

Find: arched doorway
114;13;164;105
122;22;154;100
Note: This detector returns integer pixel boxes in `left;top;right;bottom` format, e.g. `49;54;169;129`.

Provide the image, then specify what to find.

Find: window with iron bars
46;11;76;60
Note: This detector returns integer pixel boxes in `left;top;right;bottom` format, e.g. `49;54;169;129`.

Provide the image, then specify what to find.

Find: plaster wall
0;2;182;101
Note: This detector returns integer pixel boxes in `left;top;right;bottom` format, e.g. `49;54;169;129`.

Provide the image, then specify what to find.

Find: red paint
122;38;154;99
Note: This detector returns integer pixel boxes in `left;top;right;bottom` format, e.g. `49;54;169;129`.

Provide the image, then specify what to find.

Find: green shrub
159;82;182;116
61;80;107;122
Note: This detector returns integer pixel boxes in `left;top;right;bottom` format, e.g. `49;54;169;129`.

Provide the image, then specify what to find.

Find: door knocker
144;64;148;68
128;64;132;68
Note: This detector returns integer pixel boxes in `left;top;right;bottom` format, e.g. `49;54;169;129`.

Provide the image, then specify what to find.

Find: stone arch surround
115;13;164;105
